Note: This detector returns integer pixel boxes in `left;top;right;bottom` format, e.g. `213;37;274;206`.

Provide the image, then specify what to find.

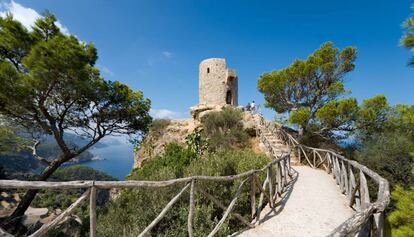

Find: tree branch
28;140;51;166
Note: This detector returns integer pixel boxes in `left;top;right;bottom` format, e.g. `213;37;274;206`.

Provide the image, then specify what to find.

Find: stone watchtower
199;58;238;106
191;58;238;119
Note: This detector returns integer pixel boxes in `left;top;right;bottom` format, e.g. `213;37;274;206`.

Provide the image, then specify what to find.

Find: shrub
32;166;116;210
201;108;249;151
387;186;414;237
97;147;268;236
185;128;207;158
201;108;243;135
150;119;171;137
129;143;194;179
356;132;414;189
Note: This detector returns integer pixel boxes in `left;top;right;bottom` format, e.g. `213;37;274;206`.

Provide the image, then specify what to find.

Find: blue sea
82;140;134;180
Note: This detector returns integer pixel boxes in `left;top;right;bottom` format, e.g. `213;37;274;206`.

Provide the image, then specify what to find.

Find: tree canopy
0;125;27;154
0;12;152;226
258;42;358;139
401;5;414;65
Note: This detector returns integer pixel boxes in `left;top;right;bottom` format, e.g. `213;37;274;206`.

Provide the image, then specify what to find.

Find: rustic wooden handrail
0;114;389;237
0;117;293;237
258;115;390;237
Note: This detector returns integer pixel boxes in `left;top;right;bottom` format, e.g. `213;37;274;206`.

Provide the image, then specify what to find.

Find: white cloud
54;21;69;35
0;1;69;34
162;51;172;59
150;109;184;119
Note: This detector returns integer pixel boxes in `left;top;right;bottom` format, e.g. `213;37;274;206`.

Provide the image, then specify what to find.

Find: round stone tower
198;58;238;106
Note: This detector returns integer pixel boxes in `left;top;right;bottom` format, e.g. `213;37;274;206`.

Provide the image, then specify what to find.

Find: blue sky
1;0;413;119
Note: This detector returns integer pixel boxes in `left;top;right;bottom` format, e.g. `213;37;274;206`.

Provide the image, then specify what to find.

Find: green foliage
356;94;390;138
32;166;116;209
389;104;414;134
51;165;116;181
130;143;194;179
201;108;243;135
185;128;207;158
401;7;414;65
258;41;356;114
0;125;27;154
0;12;151;155
98;143;268;236
316;98;358;137
201;108;249;151
356;132;414;189
288;107;311;127
26;166;116;237
352;99;414;235
0;12;151;218
387;186;414;237
353;99;414;235
258;42;357;139
185;149;268;178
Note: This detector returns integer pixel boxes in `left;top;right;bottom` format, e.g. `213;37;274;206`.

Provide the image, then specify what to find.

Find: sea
81;139;135;180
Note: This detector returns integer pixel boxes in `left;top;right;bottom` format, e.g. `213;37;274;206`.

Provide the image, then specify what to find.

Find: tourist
246;102;251;111
251;100;256;113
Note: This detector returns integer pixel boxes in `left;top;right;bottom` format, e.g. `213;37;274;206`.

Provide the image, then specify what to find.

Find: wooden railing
0;115;390;236
0;121;293;237
258;116;390;237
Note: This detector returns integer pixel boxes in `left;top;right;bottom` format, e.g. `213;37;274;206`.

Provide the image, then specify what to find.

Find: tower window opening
226;90;232;105
207;68;210;73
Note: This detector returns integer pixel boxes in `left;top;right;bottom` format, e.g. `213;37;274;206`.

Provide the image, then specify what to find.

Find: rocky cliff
133;110;260;169
133;119;200;169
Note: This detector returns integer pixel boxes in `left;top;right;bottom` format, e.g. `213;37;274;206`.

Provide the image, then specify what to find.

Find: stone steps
260;127;302;166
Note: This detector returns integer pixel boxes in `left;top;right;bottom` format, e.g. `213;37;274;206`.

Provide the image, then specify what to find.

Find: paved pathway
235;165;354;237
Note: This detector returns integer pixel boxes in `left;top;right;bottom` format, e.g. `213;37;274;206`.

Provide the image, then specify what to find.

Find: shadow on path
256;167;299;224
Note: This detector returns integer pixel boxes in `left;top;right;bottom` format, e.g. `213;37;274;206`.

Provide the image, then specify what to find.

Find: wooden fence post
372;212;384;237
250;174;256;218
360;171;371;210
90;185;97;237
188;179;195;237
267;165;274;207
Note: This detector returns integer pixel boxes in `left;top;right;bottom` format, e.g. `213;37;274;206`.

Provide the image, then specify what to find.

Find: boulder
23;207;49;227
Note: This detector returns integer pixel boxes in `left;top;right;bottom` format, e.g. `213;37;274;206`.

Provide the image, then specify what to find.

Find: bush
97;108;268;236
27;166;116;237
129;143;194;179
32;166;116;210
356;132;414;189
387;186;414;237
201;108;243;135
150;119;171;137
201;108;249;151
97;147;269;236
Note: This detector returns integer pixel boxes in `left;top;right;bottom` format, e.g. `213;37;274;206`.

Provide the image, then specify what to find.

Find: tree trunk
3;156;68;232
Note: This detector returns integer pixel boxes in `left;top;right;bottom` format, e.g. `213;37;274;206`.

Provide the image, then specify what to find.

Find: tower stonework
191;58;238;119
199;58;238;106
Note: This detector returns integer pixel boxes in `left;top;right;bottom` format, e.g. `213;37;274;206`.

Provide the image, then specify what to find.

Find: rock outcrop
133;119;200;169
133;110;262;169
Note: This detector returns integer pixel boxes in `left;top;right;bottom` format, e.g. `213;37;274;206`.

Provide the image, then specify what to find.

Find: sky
0;0;413;120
